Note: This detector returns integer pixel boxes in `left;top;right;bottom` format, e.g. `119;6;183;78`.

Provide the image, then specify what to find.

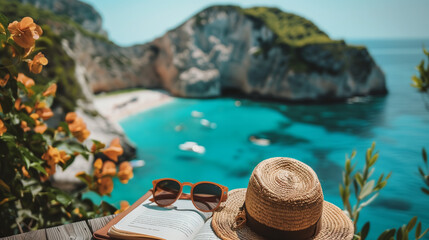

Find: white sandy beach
93;89;173;122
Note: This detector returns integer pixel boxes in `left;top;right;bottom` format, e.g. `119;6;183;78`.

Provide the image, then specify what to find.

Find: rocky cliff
17;1;386;101
57;5;387;102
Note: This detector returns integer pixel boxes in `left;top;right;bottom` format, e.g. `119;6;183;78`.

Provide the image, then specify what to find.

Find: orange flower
28;52;48;74
59;150;71;164
36;106;53;120
34;119;48;134
101;161;117;177
0;119;7;136
73;128;90;142
17;73;35;95
66;113;91;142
8;17;43;49
43;83;57;97
93;158;103;170
102;138;123;162
98;177;113;196
21;166;30;178
0;74;9;87
41;146;70;175
20;121;31;132
68;117;86;132
73;208;83;218
14;98;33;113
17;73;35;88
117;161;133;184
14;98;21;111
114;201;130;214
65;112;77;123
30;113;39;120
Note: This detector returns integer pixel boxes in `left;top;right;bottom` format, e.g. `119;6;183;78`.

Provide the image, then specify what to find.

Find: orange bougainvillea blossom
98;176;113;196
28;52;48;74
101;161;117;177
17;73;35;88
65;112;90;142
102;138;123;162
114;201;130;214
7;17;43;49
41;146;71;176
117;161;133;184
0;74;10;87
14;98;33;114
35;102;54;120
43;83;57;97
0;119;7;136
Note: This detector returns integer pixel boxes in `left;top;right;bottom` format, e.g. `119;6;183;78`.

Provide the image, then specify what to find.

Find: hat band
244;204;321;240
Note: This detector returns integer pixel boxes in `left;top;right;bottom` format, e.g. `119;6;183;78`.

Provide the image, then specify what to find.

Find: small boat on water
200;119;217;129
179;141;206;154
249;136;271;146
130;159;145;168
191;110;203;118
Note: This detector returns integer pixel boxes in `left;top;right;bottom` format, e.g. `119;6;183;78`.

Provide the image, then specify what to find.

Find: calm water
88;39;429;239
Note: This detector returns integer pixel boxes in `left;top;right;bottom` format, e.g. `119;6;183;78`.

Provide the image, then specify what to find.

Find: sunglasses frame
151;178;228;212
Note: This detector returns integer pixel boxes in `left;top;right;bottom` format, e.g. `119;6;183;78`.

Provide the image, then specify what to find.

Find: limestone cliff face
59;6;386;101
18;0;106;35
149;7;387;100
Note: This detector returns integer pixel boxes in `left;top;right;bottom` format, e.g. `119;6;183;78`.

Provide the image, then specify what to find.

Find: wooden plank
87;215;116;232
45;225;68;240
46;220;92;240
64;221;92;240
0;229;46;240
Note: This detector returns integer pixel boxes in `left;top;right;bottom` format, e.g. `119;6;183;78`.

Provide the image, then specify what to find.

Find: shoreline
93;89;173;122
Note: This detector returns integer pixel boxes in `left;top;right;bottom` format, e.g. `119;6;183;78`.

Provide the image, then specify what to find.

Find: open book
107;197;221;240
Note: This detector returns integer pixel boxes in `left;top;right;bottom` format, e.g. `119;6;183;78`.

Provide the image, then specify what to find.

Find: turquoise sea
88;39;429;239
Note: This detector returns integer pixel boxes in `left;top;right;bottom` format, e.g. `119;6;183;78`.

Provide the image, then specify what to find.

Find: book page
193;219;221;240
112;197;212;240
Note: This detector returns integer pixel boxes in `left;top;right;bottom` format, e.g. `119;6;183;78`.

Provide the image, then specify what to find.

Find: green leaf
56;193;72;206
355;172;364;187
416;222;422;239
406;216;417;232
359;180;375;200
0;179;10;192
395;226;403;240
29;162;47;174
0;13;8;34
423;148;427;164
76;172;92;186
360;222;370;240
359;192;378;209
369;152;379;166
339;185;345;200
385;172;392;181
377;229;395;240
421;187;429;195
419;167;425;178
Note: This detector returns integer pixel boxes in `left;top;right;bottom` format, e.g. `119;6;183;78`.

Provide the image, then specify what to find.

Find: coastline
93;89;173;122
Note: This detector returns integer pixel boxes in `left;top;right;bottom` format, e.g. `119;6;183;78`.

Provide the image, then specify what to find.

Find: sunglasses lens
193;183;222;212
154;180;180;206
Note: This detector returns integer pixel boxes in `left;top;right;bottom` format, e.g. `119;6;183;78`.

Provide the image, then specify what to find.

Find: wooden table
1;215;116;240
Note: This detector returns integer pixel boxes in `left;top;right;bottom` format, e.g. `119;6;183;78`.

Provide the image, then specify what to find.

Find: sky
81;0;429;47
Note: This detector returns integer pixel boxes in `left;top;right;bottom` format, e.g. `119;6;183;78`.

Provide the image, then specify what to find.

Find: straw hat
212;157;354;240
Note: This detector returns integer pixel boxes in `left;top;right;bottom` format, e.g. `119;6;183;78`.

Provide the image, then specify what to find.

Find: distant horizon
81;0;429;47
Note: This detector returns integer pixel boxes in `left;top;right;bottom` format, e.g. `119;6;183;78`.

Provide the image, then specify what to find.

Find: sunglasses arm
149;189;192;202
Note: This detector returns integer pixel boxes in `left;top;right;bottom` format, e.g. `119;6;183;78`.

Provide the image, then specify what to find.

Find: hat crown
245;157;324;231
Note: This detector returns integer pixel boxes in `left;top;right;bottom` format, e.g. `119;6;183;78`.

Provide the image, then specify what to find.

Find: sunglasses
150;178;228;212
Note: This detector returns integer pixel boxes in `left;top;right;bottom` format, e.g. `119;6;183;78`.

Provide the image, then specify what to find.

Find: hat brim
212;189;354;240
